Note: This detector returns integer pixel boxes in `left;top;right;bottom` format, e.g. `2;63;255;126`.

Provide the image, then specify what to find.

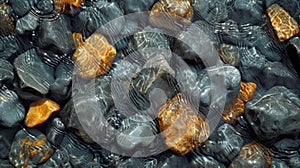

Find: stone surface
150;0;193;31
0;87;25;127
0;59;14;83
73;33;116;79
222;82;257;123
229;142;272;168
219;44;241;67
267;4;299;42
39;150;72;168
26;99;60;128
9;129;54;167
287;36;300;76
119;0;156;14
245;86;300;145
190;155;226;168
14;49;55;96
53;0;82;14
10;0;32;17
157;93;210;155
200;123;244;164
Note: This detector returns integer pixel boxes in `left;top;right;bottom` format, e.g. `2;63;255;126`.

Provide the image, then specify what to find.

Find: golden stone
72;33;116;79
26;99;60;128
157;93;210;155
267;4;299;42
150;0;193;31
229;142;272;168
53;0;83;13
222;82;257;123
0;4;15;36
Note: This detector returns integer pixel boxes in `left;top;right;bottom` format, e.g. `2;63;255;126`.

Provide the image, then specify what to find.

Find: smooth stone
16;12;39;34
39;150;71;168
14;49;55;95
229;142;272;168
0;35;20;59
238;47;266;82
0;127;19;159
10;0;33;17
116;115;159;156
287;36;300;76
46;118;66;147
60;133;96;167
245;86;300;145
200;123;244;164
0;87;25;127
104;106;126;129
190;155;226;168
117;157;157;168
0;59;14;82
119;0;155;14
49;59;73;102
99;148;124;168
73;1;124;38
191;0;230;23
214;20;283;61
9;129;54;167
261;61;299;91
230;0;263;24
36;0;54;14
36;15;74;54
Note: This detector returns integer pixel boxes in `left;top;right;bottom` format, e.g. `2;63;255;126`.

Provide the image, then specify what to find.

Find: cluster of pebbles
0;0;300;167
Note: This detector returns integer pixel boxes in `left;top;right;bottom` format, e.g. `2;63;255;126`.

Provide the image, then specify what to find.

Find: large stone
245;86;300;145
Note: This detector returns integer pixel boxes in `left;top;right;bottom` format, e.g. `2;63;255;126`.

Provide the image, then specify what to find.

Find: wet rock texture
0;0;300;167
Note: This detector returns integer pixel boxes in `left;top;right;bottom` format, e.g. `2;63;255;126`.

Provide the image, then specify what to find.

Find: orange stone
239;81;257;102
72;33;116;79
222;82;256;123
0;4;15;36
157;93;210;155
149;0;193;31
72;32;84;47
20;137;54;166
266;4;299;42
26;99;60;128
222;98;245;124
53;0;83;13
229;142;272;168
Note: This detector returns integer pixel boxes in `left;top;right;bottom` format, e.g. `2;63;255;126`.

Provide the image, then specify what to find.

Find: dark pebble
0;127;19;159
46;117;66;147
0;35;20;59
10;0;33;17
14;49;55;96
39;150;72;168
0;87;25;127
0;59;14;83
0;159;14;168
119;0;156;14
245;86;300;145
287;36;300;77
190;155;226;168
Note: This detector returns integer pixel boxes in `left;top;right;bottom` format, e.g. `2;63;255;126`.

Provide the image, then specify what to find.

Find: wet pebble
271;158;289;168
0;87;25;127
230;0;263;24
0;59;14;83
119;0;156;14
245;86;300;145
36;0;55;14
157;153;189;168
39;150;72;168
229;142;272;168
0;127;19;159
0;159;14;168
150;0;193;31
9;128;54;167
14;49;55;97
117;157;157;168
157;93;210;155
0;35;20;59
25;99;60;128
46;117;65;147
36;15;74;54
200;123;244;164
60;133;97;167
10;0;33;17
16;11;39;34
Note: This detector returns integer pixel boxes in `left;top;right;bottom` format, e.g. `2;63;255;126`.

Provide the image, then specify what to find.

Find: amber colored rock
149;0;193;31
26;99;60;128
222;82;256;123
157;93;210;155
72;32;84;47
238;82;257;102
266;4;299;42
53;0;83;13
72;33;116;79
0;4;15;36
222;98;245;124
229;142;272;168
